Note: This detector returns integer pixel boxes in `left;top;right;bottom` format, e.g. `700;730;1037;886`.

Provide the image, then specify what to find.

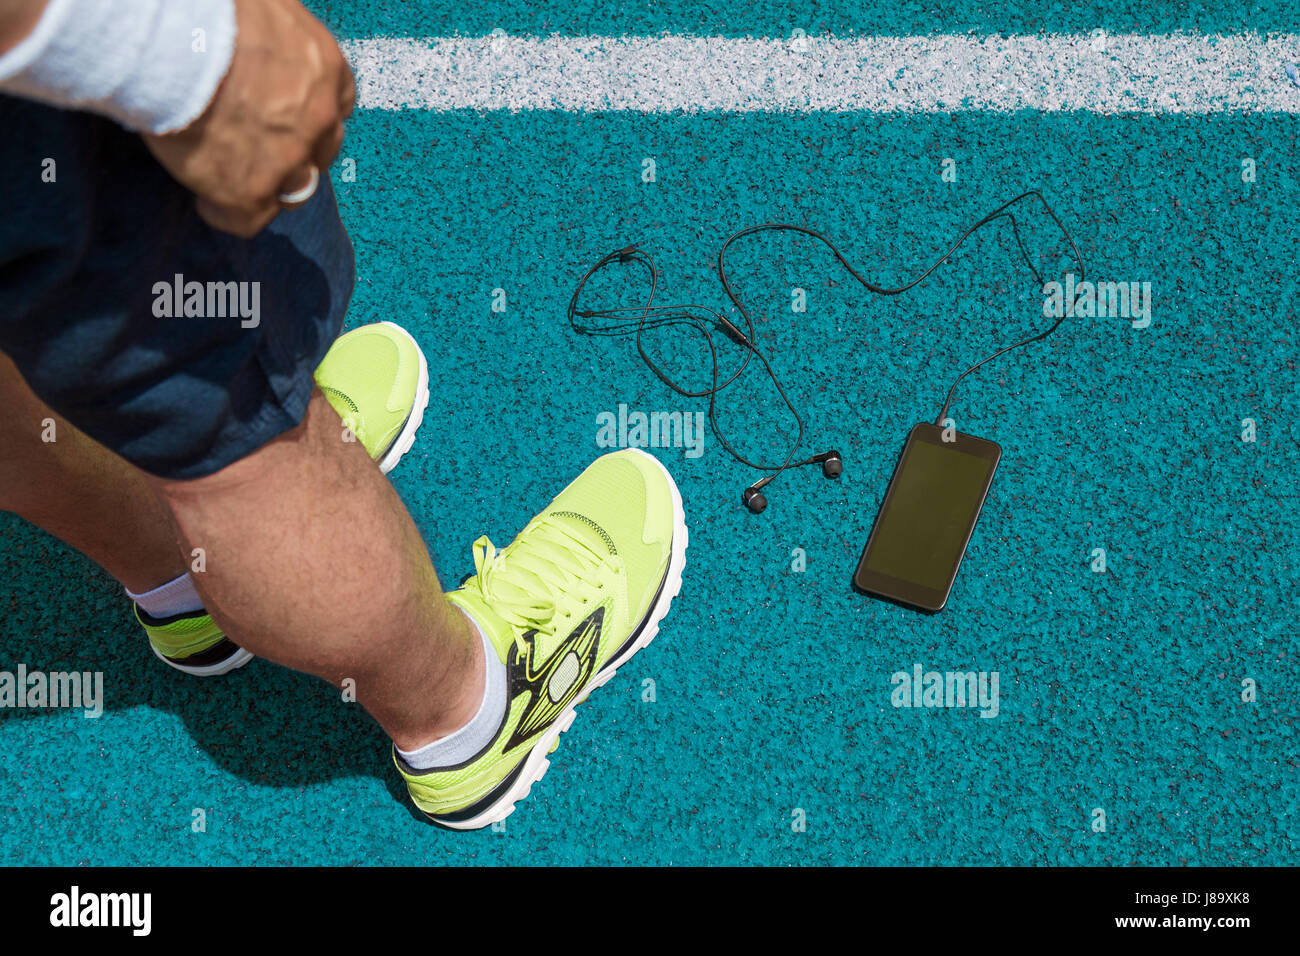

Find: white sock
398;609;507;770
126;572;204;618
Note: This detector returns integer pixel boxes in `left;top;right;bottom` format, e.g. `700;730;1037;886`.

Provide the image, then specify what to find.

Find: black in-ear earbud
819;450;843;479
741;485;768;514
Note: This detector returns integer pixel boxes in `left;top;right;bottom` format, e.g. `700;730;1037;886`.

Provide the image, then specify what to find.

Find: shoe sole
165;322;430;678
375;321;430;475
151;642;255;677
429;447;689;830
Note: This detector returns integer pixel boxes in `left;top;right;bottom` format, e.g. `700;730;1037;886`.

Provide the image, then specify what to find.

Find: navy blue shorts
0;94;354;480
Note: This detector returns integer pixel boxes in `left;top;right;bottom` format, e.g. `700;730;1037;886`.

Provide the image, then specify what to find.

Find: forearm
0;0;236;133
0;0;47;55
4;0;353;238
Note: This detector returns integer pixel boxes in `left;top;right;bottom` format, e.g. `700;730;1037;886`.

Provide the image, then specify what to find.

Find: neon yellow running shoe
137;606;254;677
395;448;688;830
140;321;429;677
315;320;430;474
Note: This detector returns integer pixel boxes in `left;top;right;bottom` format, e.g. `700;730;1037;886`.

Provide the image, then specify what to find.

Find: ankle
391;606;486;752
126;570;203;617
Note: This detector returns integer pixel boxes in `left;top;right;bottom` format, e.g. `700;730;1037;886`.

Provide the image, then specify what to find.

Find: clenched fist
143;0;355;237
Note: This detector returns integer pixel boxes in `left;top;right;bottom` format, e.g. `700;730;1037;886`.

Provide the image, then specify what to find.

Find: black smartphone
853;422;1001;611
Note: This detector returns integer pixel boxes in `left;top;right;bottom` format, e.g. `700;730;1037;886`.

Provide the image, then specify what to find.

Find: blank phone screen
863;438;995;591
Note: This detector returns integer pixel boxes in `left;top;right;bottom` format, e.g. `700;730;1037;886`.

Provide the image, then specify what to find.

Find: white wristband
0;0;237;134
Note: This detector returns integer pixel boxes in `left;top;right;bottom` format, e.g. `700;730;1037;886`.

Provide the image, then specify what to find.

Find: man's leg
147;389;484;749
0;351;185;593
0;350;483;750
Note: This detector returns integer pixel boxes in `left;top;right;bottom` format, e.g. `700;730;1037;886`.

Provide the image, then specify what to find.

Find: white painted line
341;33;1300;113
